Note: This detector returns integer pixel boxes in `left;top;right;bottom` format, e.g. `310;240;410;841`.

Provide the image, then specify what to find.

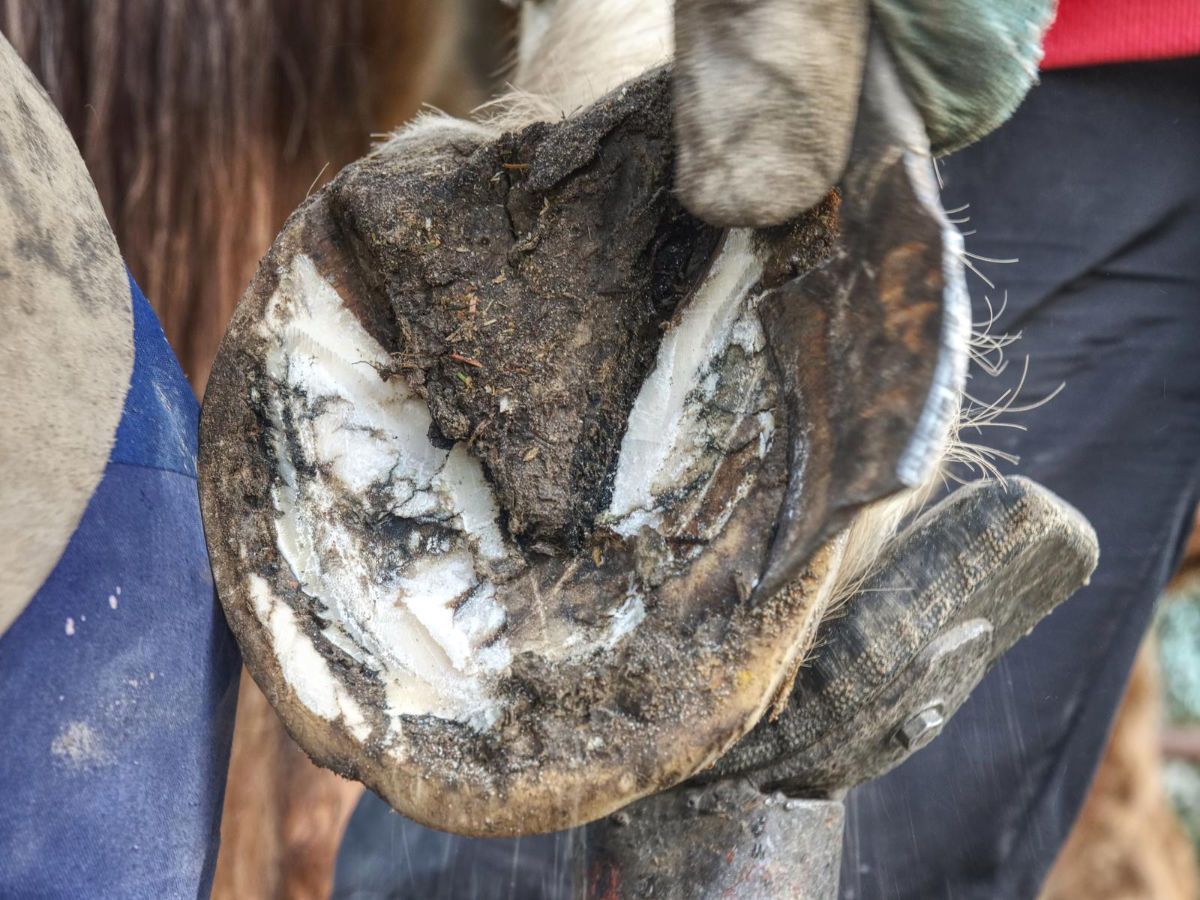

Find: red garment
1042;0;1200;68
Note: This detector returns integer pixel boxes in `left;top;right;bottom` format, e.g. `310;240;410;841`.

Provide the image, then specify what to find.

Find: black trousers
333;56;1200;900
842;54;1200;899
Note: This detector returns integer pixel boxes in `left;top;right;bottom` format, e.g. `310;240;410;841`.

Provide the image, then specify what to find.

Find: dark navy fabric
0;274;241;899
333;56;1200;900
334;792;575;900
110;279;198;479
840;54;1200;900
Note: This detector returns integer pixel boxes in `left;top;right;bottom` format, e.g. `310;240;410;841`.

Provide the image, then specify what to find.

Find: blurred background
2;2;1196;897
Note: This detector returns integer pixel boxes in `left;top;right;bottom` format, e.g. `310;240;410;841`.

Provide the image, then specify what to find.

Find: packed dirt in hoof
331;72;723;548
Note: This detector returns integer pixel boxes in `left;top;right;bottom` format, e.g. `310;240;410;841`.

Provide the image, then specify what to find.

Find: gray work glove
673;0;1057;226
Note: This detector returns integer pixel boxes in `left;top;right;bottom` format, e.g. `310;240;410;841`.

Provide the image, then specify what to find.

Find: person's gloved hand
673;0;1057;226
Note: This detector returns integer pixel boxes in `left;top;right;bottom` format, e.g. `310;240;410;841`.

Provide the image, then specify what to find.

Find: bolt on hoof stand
199;34;1097;898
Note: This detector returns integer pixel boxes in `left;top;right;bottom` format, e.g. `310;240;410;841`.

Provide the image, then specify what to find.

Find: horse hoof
199;59;965;836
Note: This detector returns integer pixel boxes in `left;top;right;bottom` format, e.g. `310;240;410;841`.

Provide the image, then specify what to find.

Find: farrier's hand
672;0;1057;228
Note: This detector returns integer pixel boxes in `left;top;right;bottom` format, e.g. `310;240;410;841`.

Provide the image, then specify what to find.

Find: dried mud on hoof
199;67;965;836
